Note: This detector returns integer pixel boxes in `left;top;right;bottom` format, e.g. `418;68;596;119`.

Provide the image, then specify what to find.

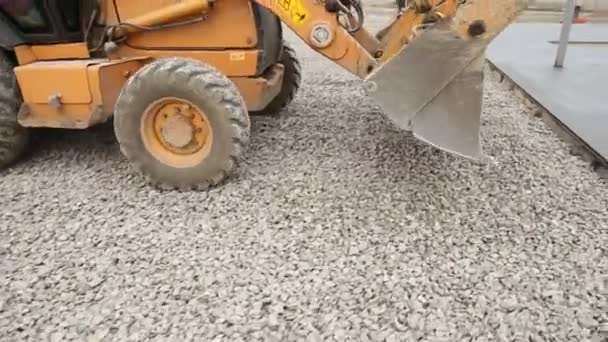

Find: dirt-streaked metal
365;0;525;159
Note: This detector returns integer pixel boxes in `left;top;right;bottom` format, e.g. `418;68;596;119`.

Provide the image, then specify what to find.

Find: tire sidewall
114;58;248;186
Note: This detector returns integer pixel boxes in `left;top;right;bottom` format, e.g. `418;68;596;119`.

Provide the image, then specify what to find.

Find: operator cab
0;0;90;48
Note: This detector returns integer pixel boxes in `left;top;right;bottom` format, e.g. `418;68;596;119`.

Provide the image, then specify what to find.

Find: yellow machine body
0;0;525;189
9;0;289;129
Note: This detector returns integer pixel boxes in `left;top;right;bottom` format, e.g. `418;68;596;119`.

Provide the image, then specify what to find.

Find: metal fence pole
554;0;577;67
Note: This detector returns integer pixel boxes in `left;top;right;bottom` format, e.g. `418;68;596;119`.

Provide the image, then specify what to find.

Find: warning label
277;0;308;25
278;0;291;11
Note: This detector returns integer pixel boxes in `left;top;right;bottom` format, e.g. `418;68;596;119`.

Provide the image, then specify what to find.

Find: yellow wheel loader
0;0;524;189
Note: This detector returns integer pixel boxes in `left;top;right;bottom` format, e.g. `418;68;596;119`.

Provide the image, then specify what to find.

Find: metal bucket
366;0;525;159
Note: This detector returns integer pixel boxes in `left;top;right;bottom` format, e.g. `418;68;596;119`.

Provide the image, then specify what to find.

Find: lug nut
313;27;329;43
310;24;333;48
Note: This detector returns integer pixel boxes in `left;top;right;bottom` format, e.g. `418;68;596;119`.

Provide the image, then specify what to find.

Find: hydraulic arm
253;0;525;158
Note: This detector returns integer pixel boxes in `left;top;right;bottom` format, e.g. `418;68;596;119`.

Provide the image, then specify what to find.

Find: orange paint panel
14;46;36;65
101;0;119;25
378;0;459;63
122;0;257;49
253;0;376;78
351;26;382;57
13;59;147;129
121;0;209;30
257;0;349;59
376;0;522;64
32;43;90;60
18;103;102;129
109;0;206;20
14;61;94;104
14;43;90;65
93;58;150;115
449;0;523;40
231;63;285;111
87;65;103;107
114;47;259;77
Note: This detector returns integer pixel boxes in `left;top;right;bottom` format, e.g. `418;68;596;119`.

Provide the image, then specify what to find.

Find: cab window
57;0;80;33
0;0;51;34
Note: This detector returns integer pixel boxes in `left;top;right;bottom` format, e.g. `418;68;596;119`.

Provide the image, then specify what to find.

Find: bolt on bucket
365;0;525;159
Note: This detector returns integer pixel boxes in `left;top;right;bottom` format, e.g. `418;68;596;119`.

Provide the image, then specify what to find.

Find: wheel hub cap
140;98;213;169
161;114;194;149
152;102;209;155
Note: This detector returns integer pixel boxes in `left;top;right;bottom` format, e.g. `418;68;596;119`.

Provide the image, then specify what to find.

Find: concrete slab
487;22;608;161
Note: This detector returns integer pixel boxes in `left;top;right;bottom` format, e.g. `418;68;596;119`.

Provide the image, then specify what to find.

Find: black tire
251;41;301;116
0;52;29;169
113;57;250;190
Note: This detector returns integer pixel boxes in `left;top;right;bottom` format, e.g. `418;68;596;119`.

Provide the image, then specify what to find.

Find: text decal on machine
277;0;309;25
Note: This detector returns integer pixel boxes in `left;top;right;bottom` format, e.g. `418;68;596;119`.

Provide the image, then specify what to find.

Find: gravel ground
1;8;608;342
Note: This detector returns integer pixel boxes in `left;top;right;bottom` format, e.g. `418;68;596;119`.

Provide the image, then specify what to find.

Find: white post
555;0;577;68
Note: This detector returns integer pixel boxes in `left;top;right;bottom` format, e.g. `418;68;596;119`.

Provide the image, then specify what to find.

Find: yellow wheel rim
140;97;213;169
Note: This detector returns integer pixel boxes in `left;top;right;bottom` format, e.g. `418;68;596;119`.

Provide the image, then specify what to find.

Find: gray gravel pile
1;12;607;342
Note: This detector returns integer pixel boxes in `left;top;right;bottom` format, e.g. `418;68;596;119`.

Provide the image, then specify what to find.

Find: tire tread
114;57;250;190
251;41;302;116
0;52;29;169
